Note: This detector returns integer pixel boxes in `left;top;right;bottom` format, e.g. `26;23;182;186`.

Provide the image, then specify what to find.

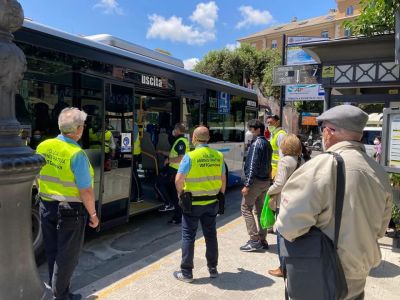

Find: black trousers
154;166;182;220
40;200;86;300
181;203;219;276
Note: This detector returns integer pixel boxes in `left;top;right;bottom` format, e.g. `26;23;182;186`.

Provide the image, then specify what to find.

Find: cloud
183;58;200;70
236;6;273;29
93;0;123;15
146;14;215;45
225;42;240;51
190;1;218;29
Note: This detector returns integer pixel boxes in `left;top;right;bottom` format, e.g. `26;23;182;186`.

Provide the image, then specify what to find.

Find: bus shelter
301;34;400;246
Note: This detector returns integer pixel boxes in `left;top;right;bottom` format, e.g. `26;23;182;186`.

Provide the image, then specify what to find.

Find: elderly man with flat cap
276;105;392;299
173;126;226;283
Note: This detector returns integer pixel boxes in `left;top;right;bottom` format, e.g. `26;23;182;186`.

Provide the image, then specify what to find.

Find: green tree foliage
193;44;281;97
343;0;400;36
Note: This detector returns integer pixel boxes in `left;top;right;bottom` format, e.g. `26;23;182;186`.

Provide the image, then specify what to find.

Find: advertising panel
285;84;325;101
301;112;319;126
286;36;329;66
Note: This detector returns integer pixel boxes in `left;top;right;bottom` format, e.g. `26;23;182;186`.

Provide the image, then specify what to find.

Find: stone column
0;1;45;299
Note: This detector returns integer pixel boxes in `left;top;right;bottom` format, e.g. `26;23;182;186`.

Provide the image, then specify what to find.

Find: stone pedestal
0;1;46;299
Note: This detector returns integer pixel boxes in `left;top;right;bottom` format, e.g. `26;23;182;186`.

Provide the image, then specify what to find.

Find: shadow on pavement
193;267;275;290
369;260;400;278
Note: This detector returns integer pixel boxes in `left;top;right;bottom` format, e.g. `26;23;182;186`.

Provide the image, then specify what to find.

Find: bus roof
21;19;257;97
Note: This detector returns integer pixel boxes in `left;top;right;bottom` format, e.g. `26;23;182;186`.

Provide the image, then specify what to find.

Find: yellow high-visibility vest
37;138;94;202
133;132;141;155
183;146;223;206
169;136;189;170
271;128;287;177
89;128;112;153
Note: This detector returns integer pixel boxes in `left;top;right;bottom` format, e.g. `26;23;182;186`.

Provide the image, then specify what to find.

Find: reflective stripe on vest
89;129;112;153
36;138;94;202
271;128;287;172
184;146;223;206
169;136;190;170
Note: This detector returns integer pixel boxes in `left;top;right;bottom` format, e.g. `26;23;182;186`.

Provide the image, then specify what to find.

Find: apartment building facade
238;0;361;51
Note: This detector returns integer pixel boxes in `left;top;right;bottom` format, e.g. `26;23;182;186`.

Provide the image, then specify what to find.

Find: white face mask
373;139;380;145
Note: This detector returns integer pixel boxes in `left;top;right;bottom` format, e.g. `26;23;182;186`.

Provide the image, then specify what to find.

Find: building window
344;28;352;37
321;30;329;38
271;40;277;49
346;6;354;16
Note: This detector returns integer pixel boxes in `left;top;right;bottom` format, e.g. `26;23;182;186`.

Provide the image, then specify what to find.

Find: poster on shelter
389;115;400;167
286;36;328;66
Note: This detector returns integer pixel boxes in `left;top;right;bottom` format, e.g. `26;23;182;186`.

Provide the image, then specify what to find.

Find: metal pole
279;34;286;121
0;1;46;299
395;7;400;65
324;87;332;111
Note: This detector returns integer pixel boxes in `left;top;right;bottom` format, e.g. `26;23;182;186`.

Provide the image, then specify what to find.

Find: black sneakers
173;271;194;283
261;240;269;250
209;267;218;278
239;240;263;252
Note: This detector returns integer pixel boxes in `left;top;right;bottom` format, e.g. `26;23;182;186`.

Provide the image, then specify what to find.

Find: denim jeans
40;200;86;300
180;203;219;276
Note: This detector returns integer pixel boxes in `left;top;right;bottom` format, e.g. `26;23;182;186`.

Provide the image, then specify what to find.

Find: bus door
181;94;203;141
98;81;135;226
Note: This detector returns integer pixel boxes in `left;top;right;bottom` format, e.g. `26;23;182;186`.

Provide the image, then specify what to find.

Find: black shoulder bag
280;152;348;300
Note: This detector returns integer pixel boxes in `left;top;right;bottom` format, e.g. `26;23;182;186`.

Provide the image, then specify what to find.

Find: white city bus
14;19;258;256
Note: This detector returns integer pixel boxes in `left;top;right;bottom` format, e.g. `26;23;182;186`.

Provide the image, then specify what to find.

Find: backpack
280;152;348;300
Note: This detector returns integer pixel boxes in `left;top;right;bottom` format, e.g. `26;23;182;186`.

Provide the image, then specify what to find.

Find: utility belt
179;192;225;215
40;197;85;216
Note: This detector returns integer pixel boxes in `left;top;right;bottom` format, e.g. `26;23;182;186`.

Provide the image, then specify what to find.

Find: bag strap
327;152;346;249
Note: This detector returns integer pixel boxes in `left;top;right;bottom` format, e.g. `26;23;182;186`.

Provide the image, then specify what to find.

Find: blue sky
19;0;336;69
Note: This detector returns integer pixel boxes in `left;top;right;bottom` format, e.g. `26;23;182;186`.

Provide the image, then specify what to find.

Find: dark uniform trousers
40;200;86;300
181;202;219;276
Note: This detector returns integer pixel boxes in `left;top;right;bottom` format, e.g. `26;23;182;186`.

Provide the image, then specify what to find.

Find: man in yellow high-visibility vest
266;115;287;178
36;107;99;300
156;123;189;224
173;126;226;282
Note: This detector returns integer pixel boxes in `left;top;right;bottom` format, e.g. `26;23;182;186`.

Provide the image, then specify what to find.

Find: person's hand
164;158;169;166
241;186;249;196
89;214;99;228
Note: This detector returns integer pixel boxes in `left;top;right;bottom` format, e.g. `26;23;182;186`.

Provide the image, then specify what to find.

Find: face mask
172;129;176;137
268;125;276;133
33;135;41;140
373;139;380;145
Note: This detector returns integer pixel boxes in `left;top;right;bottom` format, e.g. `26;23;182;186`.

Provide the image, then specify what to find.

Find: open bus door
94;81;135;229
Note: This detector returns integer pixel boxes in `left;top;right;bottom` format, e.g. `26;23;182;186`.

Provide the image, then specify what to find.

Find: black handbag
280;152;348;300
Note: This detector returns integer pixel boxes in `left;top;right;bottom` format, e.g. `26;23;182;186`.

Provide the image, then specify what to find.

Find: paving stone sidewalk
76;217;400;300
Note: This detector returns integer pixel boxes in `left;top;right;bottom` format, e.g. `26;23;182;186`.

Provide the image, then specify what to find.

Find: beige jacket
276;141;392;280
267;155;300;208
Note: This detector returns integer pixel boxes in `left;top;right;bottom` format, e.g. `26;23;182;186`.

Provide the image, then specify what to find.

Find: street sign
322;65;335;78
217;91;230;114
272;64;320;86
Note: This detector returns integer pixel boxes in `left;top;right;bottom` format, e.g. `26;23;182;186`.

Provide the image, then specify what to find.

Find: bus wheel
32;206;44;258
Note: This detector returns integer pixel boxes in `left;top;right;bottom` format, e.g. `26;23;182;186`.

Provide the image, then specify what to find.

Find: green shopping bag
260;194;275;229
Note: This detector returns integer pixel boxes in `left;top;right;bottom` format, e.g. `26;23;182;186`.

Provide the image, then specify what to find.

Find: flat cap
317;105;368;133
